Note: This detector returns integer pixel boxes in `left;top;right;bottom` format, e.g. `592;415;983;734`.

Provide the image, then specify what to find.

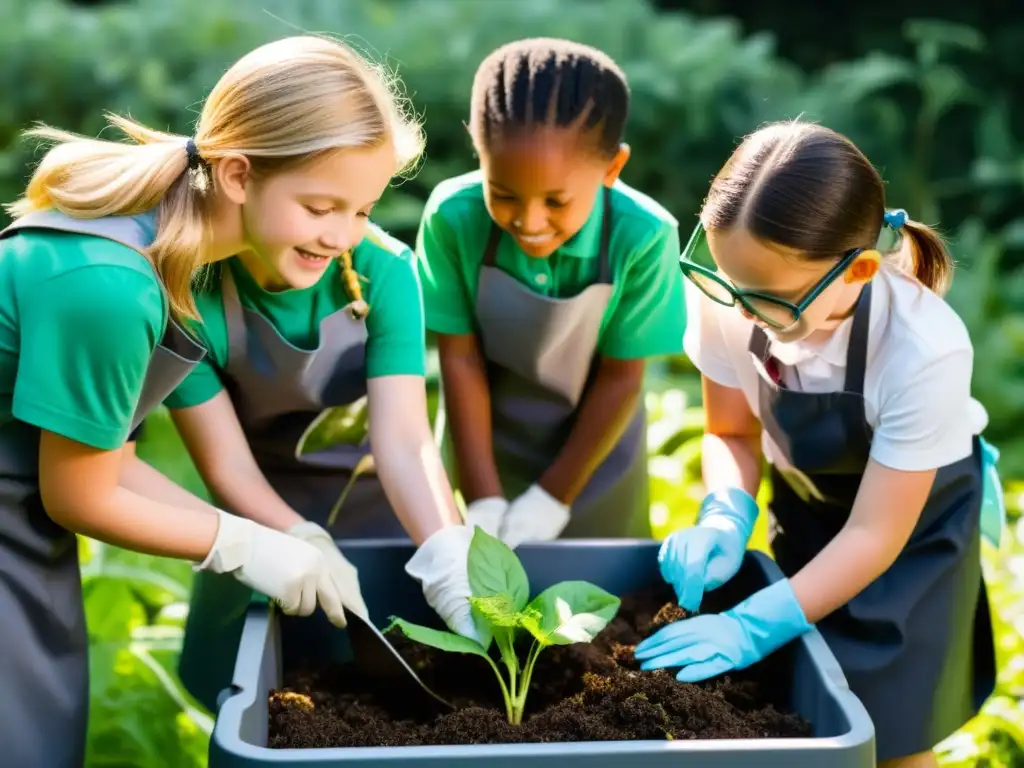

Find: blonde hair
5;35;425;320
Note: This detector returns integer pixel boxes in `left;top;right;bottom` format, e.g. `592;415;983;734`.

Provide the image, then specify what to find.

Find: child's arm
537;356;644;503
437;332;504;502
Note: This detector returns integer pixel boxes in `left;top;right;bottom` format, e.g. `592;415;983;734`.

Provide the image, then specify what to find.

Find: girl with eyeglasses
635;120;1002;768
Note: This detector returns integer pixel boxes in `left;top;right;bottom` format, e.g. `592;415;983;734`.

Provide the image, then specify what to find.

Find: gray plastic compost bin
208;539;876;768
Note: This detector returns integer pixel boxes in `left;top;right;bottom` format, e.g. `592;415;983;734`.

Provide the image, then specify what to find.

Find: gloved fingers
638;641;725;672
657;531;713;612
634;615;715;657
317;570;348;628
334;565;369;622
275;588;302;616
656;534;675;573
465;497;508;538
467;513;502;538
345;587;370;623
499;528;529;550
678;534;717;613
502;527;553;550
703;551;741;591
446;606;480;641
675;655;735;683
298;572;320;617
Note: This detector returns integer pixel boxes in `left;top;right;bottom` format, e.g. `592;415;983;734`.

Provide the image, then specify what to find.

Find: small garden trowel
345;609;454;712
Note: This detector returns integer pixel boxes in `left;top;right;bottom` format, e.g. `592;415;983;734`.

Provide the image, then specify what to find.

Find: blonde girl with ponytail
0;35;474;768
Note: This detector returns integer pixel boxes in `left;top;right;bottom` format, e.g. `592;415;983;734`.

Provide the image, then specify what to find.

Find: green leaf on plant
385;617;489;658
468;594;521;628
467;527;530;611
524;581;621;646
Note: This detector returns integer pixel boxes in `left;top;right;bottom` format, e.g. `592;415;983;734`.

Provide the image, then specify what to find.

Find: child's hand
634;579;812;682
658;487;759;611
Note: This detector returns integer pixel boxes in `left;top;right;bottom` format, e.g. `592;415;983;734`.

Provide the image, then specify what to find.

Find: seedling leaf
385;617;489;658
395;533;621;726
467;527;529;611
468;594;521;628
526;581;621;646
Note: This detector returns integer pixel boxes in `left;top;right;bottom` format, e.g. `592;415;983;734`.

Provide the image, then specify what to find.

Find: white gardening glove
403;524;480;642
499;484;571;549
288;521;369;627
464;496;508;537
196;509;344;626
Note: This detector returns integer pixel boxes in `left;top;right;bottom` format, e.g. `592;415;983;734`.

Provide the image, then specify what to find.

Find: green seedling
387;527;620;725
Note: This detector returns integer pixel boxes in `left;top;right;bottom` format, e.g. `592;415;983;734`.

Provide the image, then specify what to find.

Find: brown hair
700;120;953;295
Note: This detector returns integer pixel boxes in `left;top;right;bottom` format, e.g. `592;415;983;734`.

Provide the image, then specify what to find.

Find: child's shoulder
423;170;488;223
607;179;681;255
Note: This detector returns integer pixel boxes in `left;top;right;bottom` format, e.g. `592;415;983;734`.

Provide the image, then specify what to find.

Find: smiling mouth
515;233;556;246
295;247;333;262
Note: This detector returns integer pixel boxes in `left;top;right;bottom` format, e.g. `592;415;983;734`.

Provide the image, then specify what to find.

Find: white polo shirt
683;263;986;486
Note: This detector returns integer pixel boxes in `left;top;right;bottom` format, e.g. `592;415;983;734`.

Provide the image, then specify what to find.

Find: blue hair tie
884;209;908;230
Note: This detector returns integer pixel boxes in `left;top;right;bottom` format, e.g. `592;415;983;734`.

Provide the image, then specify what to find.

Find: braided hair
339;250;369;318
469;38;630;159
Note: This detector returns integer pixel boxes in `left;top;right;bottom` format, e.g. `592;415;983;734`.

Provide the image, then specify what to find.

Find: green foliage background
1;0;1021;765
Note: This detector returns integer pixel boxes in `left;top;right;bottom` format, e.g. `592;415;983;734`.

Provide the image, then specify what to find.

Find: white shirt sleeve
869;347;975;471
682;280;743;388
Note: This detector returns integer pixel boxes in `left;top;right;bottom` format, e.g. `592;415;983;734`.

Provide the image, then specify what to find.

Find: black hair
469;37;630;158
702;120;953;295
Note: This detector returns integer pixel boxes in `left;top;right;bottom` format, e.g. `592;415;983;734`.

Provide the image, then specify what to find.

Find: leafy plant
387;528;620;725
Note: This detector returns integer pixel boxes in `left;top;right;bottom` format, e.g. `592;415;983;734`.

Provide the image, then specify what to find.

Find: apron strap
747;325;785;386
220;266;248;367
842;282;872;395
596;186;613;284
482;222;502;267
747;279;874;392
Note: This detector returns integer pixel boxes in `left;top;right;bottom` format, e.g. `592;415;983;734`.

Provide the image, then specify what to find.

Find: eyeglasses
678;224;863;330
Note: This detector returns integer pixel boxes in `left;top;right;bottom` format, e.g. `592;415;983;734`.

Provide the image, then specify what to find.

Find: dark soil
267;584;812;747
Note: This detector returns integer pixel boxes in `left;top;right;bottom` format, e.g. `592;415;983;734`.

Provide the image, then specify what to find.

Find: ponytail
889;214;954;297
5;114;211;320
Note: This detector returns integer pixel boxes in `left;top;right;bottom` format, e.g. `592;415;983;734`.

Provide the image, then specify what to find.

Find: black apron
753;283;997;761
439;189;651;539
0;210;207;768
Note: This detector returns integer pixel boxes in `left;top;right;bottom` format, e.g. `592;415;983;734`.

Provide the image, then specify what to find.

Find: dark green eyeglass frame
678;224;863;330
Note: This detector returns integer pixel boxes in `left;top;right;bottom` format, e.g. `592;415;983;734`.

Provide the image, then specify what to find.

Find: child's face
239;142;397;290
706;227;861;344
479;127;628;259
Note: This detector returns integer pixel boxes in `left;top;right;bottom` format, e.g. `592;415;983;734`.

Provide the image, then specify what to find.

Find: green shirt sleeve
366;251;427;378
162;357;224;410
599;220;687;359
13;266;165;450
416;202;477;336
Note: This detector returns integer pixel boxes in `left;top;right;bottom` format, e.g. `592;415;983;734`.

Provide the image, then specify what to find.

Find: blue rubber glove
658;487;759;612
634;578;812;683
979;437;1006;548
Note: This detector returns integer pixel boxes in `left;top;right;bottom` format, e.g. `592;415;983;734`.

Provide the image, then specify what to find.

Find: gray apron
457;188;651;538
753;283;997;761
0;210;206;768
180;261;405;713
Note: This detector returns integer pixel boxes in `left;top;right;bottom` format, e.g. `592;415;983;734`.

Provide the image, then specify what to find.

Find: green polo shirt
0;230;167;451
415;170;687;359
164;223;425;410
